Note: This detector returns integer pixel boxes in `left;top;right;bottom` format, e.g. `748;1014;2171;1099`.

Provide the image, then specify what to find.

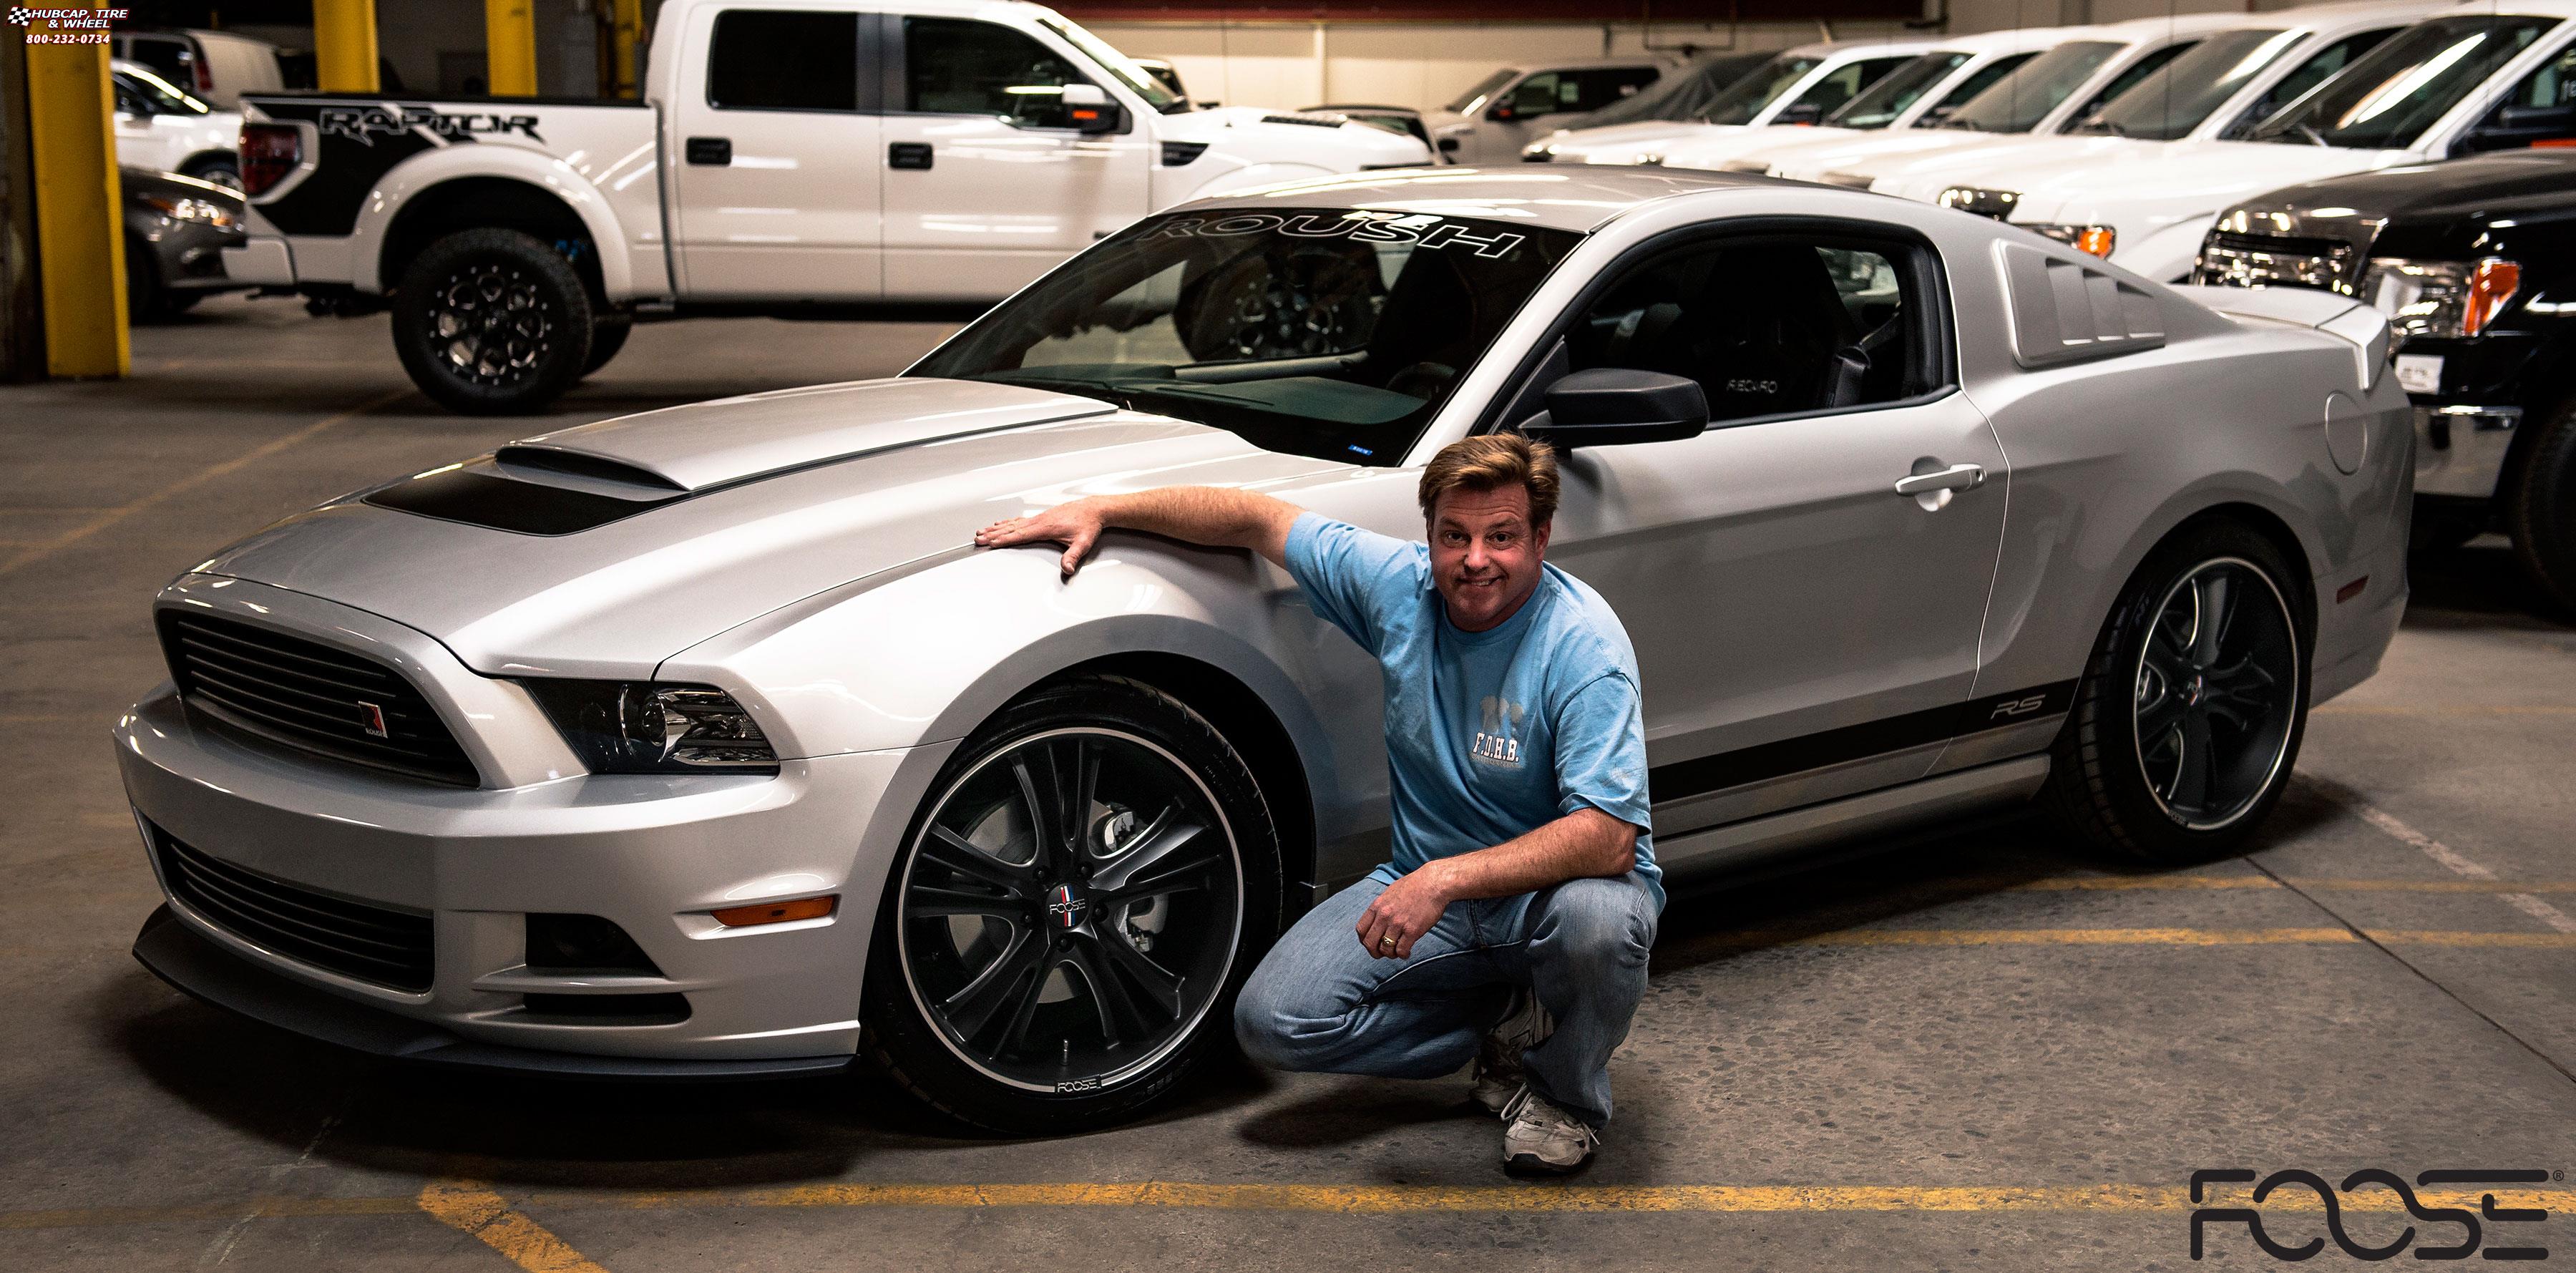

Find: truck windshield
1037;14;1187;113
1828;52;1970;129
1936;40;2120;131
1571;53;1763;127
1699;54;1821;125
117;66;212;115
1445;69;1521;114
2245;15;2558;150
2072;28;2298;141
910;208;1583;466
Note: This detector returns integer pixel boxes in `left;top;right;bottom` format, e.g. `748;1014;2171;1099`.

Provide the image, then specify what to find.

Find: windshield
116;66;211;115
1700;54;1821;125
1445;69;1521;114
1915;50;2037;126
911;209;1582;465
1828;51;1970;128
2248;15;2558;149
1038;14;1186;113
2074;28;2298;140
1567;52;1766;127
1937;39;2119;131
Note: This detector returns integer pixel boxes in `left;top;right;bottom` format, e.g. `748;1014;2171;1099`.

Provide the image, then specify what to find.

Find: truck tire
581;314;633;378
2505;399;2576;615
180;155;241;191
861;674;1282;1135
2041;520;2312;864
392;229;594;416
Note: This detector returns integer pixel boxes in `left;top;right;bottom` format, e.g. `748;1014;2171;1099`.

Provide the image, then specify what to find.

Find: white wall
1088;19;1919;113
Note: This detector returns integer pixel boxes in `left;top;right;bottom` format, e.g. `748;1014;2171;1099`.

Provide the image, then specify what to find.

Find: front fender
344;146;632;296
660;537;1385;861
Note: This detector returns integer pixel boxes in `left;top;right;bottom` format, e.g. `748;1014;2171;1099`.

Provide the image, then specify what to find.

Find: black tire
181;155;241;190
2504;399;2576;615
861;674;1282;1134
581;313;632;377
391;228;593;415
125;234;170;324
2041;520;2313;864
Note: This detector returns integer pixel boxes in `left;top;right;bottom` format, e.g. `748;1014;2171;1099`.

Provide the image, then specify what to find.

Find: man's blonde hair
1417;433;1560;527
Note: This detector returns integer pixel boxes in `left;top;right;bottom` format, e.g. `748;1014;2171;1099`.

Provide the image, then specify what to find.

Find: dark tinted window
1567;238;1927;424
905;16;1088;128
1828;51;1970;129
2220;29;2398;138
1780;56;1911;120
1937;40;2119;132
2250;16;2557;148
708;10;859;112
1503;69;1652;118
125;35;193;83
2076;29;2295;141
1701;54;1821;125
1918;51;2035;125
2066;40;2197;124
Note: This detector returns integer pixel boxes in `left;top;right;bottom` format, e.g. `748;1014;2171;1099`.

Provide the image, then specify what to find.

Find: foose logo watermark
2190;1168;2552;1261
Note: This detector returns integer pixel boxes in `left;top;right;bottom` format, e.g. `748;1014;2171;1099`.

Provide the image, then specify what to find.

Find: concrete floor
4;295;2572;1271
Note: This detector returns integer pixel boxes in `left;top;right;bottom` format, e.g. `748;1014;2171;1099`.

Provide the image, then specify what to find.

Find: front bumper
116;579;957;1070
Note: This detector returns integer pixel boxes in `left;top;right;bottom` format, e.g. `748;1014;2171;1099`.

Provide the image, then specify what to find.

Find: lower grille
2195;232;2356;293
158;611;479;787
151;822;435;992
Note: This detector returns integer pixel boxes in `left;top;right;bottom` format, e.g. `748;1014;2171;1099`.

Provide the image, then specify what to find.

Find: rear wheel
391;228;593;415
2043;521;2312;864
861;675;1281;1133
2504;399;2576;615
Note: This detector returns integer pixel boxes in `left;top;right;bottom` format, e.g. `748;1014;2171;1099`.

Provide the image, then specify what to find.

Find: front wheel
391;228;593;415
861;675;1282;1133
2504;398;2576;615
2042;521;2313;864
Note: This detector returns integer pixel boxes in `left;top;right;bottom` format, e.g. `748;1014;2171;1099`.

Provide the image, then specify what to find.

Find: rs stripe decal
1649;680;2079;803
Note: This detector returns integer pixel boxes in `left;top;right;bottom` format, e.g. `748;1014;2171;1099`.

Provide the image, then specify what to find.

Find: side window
2070;41;2195;121
904;17;1088;128
1506;72;1565;117
708;10;859;112
2495;40;2576;111
1563;235;1936;424
127;36;195;84
2460;40;2576;151
113;78;152;116
1576;67;1659;111
1786;57;1908;120
2225;29;2395;137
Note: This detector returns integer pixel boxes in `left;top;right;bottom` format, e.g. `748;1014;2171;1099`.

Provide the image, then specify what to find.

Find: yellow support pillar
312;0;379;94
486;0;540;97
24;15;125;379
610;0;645;98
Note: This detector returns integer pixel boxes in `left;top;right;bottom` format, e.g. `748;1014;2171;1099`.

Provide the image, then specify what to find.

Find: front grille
151;822;435;992
2195;232;2357;293
158;612;479;786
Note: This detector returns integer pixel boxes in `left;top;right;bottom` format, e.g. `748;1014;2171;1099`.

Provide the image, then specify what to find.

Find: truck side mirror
1519;369;1709;447
2457;101;2576;154
1060;82;1124;135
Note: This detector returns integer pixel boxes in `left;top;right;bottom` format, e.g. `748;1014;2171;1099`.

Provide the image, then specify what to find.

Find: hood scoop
504;377;1115;493
364;378;1116;536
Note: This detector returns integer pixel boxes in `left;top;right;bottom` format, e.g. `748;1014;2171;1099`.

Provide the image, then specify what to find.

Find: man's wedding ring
1380;935;1397;948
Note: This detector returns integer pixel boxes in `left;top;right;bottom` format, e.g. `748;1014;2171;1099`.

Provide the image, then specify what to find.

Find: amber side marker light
713;895;838;927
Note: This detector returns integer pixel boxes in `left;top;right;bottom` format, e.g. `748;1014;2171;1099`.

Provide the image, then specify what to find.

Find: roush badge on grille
358;701;389;738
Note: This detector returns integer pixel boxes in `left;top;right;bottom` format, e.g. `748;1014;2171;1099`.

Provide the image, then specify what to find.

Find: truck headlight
2029;224;2117;257
2359;258;2520;339
1938;187;2020;219
140;194;235;228
521;681;779;774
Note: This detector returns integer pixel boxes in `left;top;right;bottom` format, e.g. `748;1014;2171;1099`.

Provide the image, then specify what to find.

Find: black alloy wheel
862;675;1280;1133
391;228;593;414
2044;520;2313;863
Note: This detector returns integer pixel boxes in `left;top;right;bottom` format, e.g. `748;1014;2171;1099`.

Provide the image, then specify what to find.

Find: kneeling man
976;434;1660;1174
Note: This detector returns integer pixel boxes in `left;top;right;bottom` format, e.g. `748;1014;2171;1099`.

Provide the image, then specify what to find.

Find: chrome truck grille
157;612;479;787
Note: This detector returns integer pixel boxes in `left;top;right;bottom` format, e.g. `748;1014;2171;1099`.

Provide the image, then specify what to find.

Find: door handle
1892;463;1986;497
684;136;731;165
889;142;934;170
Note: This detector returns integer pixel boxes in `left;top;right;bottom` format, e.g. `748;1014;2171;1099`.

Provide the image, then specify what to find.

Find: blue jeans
1232;872;1659;1130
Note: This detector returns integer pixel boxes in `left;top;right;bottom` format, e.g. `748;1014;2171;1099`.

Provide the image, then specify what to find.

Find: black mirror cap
1522;369;1709;447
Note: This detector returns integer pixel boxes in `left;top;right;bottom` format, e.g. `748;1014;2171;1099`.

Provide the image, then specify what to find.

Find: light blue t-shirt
1284;512;1662;910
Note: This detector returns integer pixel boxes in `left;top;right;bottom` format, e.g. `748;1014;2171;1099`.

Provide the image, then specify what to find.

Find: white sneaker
1470;987;1553;1114
1500;1086;1599;1176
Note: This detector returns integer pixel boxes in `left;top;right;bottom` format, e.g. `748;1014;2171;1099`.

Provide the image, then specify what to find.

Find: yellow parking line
2007;875;2277;890
2314;705;2576;716
417;1180;613;1273
1960;876;2576;894
4;1184;2565;1229
1699;928;2576;950
0;386;411;578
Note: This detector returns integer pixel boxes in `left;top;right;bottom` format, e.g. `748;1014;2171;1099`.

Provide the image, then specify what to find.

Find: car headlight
1635;152;1665;167
520;680;779;774
2358;258;2521;339
2029;224;2117;257
1937;187;2019;220
140;194;235;228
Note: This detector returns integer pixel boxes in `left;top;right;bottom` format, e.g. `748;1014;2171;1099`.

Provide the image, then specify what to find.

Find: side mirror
2457;102;2576;153
1521;369;1709;447
1060;82;1123;135
1775;101;1825;126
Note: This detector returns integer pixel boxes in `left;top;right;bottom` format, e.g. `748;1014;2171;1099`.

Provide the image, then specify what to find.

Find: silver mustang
117;169;2411;1133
